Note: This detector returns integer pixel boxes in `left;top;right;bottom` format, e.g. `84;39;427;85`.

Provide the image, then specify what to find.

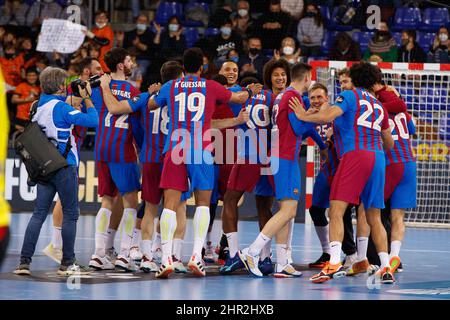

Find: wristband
245;88;253;98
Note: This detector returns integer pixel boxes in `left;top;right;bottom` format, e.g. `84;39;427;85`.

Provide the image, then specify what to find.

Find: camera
70;75;101;97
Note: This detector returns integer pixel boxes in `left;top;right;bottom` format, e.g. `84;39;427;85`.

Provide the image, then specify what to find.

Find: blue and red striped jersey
154;76;232;155
91;80;140;163
385;111;415;165
333;88;390;159
236;89;274;163
315;123;339;178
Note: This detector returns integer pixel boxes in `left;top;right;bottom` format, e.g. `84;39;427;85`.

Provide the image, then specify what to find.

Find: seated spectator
0;43;24;91
428;26;450;63
201;53;219;79
256;0;293;50
85;10;114;72
160;15;187;61
274;36;304;65
281;0;304;20
121;14;159;77
297;3;324;57
363;21;398;62
35;54;49;74
238;36;269;79
398;30;426;63
11;67;40;131
211;18;243;67
329;31;361;61
19;36;38;69
88;44;101;60
0;0;29;26
231;0;255;39
26;0;63;29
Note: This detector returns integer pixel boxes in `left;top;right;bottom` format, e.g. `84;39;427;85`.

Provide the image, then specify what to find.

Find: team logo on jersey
336;96;344;103
131;96;140;103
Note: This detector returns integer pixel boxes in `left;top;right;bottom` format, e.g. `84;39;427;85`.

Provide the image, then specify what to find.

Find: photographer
14;67;98;276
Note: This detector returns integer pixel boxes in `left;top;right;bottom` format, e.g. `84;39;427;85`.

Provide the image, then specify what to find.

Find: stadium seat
183;27;199;48
328;7;353;31
352;31;374;52
155;1;184;25
417;32;435;52
419;88;450;111
204;27;220;37
317;5;331;27
420;8;449;32
392;32;402;46
184;2;210;27
321;31;339;56
439;116;450;141
391;7;422;31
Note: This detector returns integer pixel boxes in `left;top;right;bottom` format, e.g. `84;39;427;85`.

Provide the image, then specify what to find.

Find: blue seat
183;27;199;48
439;116;450;141
184;2;210;27
392;8;422;31
321;31;339;56
155;1;184;25
352;31;374;52
328;7;353;31
417;32;435;52
392;32;402;46
204;27;220;37
317;5;331;26
420;8;449;32
418;88;449;111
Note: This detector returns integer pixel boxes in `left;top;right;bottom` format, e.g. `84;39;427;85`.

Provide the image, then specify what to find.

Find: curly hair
349;62;382;90
263;58;291;91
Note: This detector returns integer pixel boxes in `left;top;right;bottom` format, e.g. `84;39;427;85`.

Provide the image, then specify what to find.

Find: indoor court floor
1;213;449;300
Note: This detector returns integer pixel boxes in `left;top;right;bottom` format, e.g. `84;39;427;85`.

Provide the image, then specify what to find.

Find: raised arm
99;75;134;114
229;83;263;104
289;96;343;124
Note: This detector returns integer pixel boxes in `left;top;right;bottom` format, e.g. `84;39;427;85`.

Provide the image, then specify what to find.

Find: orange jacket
92;25;115;72
14;82;40;120
0;55;24;88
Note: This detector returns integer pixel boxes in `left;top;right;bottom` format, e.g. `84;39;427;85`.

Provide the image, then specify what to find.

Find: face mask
306;11;316;17
72;0;82;5
168;24;179;32
249;48;260;56
221;27;232;36
439;33;448;42
202;64;209;72
96;22;106;29
283;46;295;55
238;9;248;17
136;24;147;32
230;56;239;63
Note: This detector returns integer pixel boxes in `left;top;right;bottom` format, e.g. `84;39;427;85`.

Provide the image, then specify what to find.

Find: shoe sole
273;272;302;278
311;270;346;283
141;267;158;273
57;270;92;276
89;261;115;271
155;268;173;279
115;264;132;272
308;264;326;269
14;270;31;276
188;263;205;277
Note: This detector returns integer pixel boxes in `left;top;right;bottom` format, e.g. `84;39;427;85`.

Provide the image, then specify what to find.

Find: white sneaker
203;241;215;263
239;247;263;277
106;247;118;263
140;255;158;273
43;243;62;264
343;253;358;270
273;263;302;278
155;257;174;279
115;255;133;272
152;248;162;264
188;254;206;277
173;256;187;273
89;254;115;270
130;246;143;261
57;262;92;276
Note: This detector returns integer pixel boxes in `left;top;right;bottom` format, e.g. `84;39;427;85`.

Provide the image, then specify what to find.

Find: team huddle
14;46;416;286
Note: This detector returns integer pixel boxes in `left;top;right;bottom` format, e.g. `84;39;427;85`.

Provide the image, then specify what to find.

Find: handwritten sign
37;19;87;54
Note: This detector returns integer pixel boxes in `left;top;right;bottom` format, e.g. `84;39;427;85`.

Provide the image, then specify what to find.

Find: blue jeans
20;166;80;266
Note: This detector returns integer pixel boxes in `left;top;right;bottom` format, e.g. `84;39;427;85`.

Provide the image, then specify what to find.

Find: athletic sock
119;208;137;258
52;226;62;250
356;237;369;262
173;238;183;261
329;241;342;265
314;225;330;254
379;252;390;269
390;240;402;258
225;232;238;258
94;208;112;257
160;208;177;264
248;233;271;256
152;232;161;253
192;206;210;257
105;228;116;250
286;218;295;251
260;240;272;261
275;244;288;266
141;239;152;260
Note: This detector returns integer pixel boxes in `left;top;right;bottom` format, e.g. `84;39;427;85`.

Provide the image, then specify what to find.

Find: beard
124;65;132;77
